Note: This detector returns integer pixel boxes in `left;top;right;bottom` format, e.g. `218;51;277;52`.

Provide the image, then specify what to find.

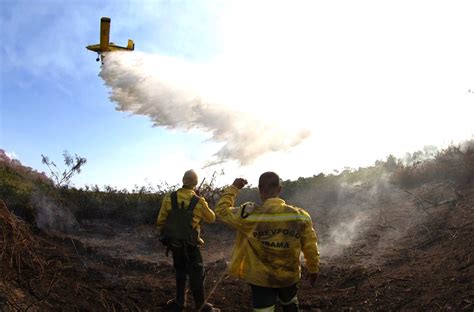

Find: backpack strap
171;191;199;212
163;192;201;248
170;191;179;210
188;195;200;211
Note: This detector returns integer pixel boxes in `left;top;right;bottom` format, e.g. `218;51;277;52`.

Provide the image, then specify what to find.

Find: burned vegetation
1;142;474;311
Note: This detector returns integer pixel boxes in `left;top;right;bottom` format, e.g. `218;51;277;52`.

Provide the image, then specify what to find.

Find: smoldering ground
99;52;310;167
97;49;474;267
31;191;79;233
281;173;391;258
283;167;460;263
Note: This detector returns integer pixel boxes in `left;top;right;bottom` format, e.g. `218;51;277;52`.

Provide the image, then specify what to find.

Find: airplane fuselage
86;17;134;62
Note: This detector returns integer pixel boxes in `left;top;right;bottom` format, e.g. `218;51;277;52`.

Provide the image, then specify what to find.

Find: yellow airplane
86;17;134;62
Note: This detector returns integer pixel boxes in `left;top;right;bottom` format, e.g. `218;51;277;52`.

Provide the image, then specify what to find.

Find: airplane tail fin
127;39;135;50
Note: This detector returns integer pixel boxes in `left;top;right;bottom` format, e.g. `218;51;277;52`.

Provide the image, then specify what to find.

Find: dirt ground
1;181;473;311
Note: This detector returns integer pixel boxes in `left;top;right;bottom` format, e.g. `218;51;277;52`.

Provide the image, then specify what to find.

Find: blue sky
1;0;225;188
1;0;473;189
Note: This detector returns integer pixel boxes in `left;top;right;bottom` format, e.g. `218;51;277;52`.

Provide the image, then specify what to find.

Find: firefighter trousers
171;244;206;310
250;283;299;312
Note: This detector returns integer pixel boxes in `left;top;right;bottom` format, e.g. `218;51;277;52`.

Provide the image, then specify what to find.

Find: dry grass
0;200;60;310
391;146;474;189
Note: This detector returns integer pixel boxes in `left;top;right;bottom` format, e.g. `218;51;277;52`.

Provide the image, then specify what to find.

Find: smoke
99;52;310;166
287;172;404;259
32;191;79;233
319;212;369;258
460;137;474;153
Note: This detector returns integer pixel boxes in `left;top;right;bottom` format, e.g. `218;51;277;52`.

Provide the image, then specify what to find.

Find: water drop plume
100;52;310;166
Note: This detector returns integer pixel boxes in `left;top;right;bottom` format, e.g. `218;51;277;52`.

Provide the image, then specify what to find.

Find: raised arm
215;178;248;229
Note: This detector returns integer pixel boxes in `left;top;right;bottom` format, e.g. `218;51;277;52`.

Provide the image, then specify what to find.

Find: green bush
60;187;164;225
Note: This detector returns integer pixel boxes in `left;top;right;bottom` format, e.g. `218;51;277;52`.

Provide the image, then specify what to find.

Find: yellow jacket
216;185;320;288
156;188;216;245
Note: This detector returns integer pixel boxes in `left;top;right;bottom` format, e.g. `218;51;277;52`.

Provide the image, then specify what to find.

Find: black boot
166;277;186;311
193;287;206;311
282;302;299;312
199;302;221;312
176;277;186;307
192;288;220;312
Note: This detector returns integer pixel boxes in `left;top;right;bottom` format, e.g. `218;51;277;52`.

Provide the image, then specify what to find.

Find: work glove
232;178;248;189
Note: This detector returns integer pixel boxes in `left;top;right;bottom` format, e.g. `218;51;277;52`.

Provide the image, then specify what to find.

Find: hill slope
1;143;473;311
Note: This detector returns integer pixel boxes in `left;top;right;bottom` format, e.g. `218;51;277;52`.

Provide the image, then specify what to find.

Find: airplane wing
100;17;110;51
86;17;134;62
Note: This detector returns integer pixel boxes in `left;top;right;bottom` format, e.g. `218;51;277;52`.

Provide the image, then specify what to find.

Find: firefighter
215;172;320;312
157;169;220;312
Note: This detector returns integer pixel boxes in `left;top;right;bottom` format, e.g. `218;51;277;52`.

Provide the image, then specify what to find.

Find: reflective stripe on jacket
216;185;320;288
156;188;216;245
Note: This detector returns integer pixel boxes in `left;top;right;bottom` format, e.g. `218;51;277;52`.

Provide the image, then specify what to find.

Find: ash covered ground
1;147;474;311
